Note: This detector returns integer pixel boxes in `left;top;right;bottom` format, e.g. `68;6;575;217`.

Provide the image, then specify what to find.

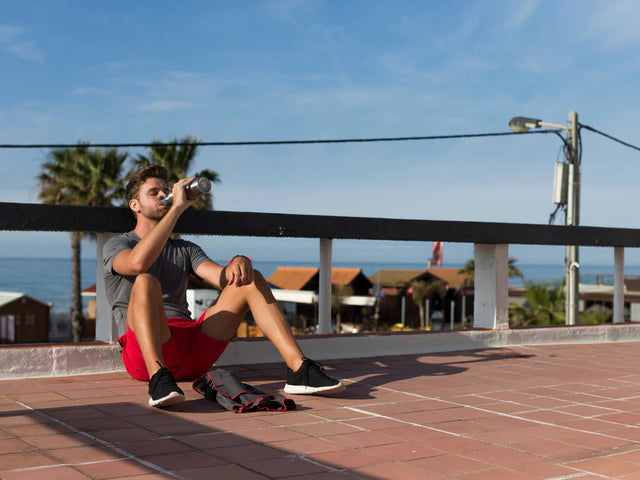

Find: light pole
509;111;581;325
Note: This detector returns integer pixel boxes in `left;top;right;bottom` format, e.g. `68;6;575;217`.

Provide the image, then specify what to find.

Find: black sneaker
284;357;346;395
148;365;185;407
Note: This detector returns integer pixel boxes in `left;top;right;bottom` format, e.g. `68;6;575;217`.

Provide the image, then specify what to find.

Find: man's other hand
225;256;254;286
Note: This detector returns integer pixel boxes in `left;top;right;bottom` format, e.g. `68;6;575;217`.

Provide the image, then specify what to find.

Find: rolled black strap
193;369;296;413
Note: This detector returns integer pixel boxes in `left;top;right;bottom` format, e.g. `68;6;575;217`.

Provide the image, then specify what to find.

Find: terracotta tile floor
4;342;640;478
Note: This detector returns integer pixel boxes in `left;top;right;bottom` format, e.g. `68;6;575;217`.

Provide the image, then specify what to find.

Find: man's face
131;177;170;221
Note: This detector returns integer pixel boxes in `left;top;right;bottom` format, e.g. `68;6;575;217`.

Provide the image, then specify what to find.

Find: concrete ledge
217;323;640;366
2;324;640;379
0;343;123;379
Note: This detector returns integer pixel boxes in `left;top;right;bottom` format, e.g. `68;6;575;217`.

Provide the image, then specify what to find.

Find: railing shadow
0;399;343;478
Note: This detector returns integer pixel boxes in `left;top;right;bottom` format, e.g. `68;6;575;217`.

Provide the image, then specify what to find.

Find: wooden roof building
268;267;373;295
368;268;468;296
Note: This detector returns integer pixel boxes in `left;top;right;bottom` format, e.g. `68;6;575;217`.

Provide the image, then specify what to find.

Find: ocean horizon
0;257;636;313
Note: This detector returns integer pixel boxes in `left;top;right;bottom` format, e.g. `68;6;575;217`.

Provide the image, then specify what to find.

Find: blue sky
1;0;640;267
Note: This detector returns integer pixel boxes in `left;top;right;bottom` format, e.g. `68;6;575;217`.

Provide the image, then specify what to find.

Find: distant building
368;268;470;328
268;267;373;295
0;292;50;344
267;267;375;333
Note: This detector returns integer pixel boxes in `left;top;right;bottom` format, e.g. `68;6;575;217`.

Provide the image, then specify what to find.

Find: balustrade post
473;244;509;329
95;233;120;343
614;247;625;323
318;238;333;334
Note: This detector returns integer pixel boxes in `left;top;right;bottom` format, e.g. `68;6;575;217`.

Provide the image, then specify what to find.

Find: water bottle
159;177;211;206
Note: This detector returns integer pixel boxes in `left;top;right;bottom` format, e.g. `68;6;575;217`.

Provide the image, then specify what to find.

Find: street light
509;111;581;325
509;116;569;133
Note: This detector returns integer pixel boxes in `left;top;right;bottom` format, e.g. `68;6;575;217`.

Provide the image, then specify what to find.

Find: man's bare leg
126;273;171;378
126;274;185;407
201;271;304;371
201;271;345;394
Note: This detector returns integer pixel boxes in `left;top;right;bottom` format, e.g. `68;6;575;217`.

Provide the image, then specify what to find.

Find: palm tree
38;145;128;342
508;282;565;327
458;258;523;287
409;280;445;329
129;135;219;210
331;284;353;333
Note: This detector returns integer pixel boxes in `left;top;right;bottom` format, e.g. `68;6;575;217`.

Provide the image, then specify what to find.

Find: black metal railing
3;202;640;247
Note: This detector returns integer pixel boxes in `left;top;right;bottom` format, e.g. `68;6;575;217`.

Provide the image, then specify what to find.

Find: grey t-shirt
103;231;211;325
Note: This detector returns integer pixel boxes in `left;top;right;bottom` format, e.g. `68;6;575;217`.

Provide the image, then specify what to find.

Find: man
104;165;345;408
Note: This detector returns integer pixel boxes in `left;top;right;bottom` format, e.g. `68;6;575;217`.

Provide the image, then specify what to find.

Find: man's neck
133;216;159;239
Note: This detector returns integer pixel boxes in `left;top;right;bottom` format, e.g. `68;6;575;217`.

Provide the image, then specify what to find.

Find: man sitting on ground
103;165;345;407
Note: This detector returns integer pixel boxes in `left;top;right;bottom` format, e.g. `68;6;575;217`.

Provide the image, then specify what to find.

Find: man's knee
132;273;162;293
246;270;276;300
127;274;166;330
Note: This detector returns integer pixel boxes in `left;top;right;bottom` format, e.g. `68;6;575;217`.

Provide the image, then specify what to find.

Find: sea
1;257;639;314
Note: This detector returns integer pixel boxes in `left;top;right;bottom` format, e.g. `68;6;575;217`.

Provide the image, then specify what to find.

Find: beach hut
0;292;50;344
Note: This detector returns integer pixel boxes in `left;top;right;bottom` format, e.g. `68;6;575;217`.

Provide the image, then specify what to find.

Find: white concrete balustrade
2;238;639;380
2;202;640;379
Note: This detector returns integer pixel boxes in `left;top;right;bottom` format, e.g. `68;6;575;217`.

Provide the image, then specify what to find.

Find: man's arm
112;178;196;276
196;256;254;290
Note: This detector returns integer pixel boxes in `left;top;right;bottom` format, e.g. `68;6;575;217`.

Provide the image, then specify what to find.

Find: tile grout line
340;382;627;420
4;458;126;474
546;473;608;480
463;395;639;423
464;391;640;429
342;384;640;478
346;381;640;446
343;403;634;480
344;406;464;437
289;454;369;480
6;397;187;480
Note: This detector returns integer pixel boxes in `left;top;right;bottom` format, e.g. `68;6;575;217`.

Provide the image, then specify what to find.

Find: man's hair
126;165;169;202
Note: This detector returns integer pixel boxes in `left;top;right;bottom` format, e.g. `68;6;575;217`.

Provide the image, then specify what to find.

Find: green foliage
410;279;445;304
509;282;614;327
409;279;445;329
579;305;613;325
38;144;128;207
509;282;566;327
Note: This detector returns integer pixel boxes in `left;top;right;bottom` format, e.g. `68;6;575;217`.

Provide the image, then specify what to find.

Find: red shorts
118;313;229;382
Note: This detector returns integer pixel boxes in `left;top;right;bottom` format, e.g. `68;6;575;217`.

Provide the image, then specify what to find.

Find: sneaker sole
284;382;346;395
149;391;185;408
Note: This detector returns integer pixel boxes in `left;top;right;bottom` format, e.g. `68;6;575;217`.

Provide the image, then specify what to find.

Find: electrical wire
548;203;565;225
578;126;583;165
0;129;556;150
581;124;640;152
0;124;637;154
